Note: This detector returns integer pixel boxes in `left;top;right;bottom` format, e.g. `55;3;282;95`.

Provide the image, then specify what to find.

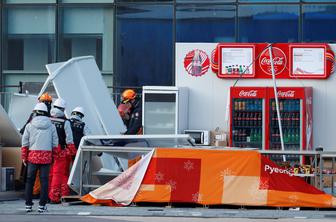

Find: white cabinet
142;86;188;134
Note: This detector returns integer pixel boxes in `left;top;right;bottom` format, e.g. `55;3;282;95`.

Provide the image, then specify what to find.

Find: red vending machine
229;87;266;149
266;87;313;164
229;86;313;162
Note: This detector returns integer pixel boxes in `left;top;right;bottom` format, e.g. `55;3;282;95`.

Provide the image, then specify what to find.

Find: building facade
0;0;335;96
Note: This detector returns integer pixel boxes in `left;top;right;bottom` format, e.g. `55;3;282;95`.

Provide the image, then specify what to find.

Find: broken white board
0;104;22;147
44;56;126;135
8;93;38;131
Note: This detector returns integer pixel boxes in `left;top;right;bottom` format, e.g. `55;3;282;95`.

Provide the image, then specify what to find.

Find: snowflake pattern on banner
183;160;194;171
191;192;203;202
259;177;270;190
219;168;235;182
154;172;164;182
165;179;177;191
288;194;298;204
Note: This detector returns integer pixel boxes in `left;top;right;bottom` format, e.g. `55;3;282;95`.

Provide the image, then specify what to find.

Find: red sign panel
289;44;328;78
259;47;287;76
230;87;267;98
217;44;256;78
211;43;335;79
267;87;306;99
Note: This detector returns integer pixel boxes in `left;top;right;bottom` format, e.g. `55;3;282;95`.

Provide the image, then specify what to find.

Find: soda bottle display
271;101;275;111
268;99;302;165
234;101;239;110
241;112;246;126
257;113;261;126
228;66;232;74
241;100;246;110
237;112;242;126
231;87;312;157
232;98;263;149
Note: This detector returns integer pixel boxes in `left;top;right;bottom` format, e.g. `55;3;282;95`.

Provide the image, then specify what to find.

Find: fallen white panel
44;56;126;135
8;93;38;131
0;104;22;147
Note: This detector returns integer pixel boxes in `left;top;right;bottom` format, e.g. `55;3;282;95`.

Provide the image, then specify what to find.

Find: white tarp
8;93;38;131
88;149;154;205
0;104;21;147
43;56;126;135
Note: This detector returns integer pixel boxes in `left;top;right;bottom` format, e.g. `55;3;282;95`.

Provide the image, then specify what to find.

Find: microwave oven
184;130;210;146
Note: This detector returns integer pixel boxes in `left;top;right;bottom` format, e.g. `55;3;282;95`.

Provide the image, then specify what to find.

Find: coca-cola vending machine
266;87;313;164
229;86;313;162
229;87;266;149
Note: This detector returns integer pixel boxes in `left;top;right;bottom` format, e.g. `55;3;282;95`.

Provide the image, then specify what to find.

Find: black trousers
24;163;50;206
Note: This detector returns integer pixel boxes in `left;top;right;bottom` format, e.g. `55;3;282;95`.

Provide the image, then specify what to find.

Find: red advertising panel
255;43;289;79
289;44;328;78
217;44;256;78
212;43;335;79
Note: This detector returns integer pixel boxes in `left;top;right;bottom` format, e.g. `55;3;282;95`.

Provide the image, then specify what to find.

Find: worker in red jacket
21;103;58;213
48;98;76;203
20;93;54;198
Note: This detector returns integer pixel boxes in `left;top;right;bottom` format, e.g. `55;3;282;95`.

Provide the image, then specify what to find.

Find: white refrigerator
142;86;188;134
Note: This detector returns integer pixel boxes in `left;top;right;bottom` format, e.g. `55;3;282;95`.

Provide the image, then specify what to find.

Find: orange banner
82;148;336;208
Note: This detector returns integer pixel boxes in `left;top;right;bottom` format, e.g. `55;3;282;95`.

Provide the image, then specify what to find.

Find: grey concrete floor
1;215;336;222
0;199;336;220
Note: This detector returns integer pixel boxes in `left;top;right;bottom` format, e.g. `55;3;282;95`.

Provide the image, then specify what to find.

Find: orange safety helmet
38;92;52;102
121;89;136;102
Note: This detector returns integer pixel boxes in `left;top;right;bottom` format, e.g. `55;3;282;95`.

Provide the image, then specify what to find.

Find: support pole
268;45;286;162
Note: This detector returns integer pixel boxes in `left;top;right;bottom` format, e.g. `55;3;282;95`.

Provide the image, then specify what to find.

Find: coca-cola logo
259;47;287;75
239;90;257;97
277;90;295;98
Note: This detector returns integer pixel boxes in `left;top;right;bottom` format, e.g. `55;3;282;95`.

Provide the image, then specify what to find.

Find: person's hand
22;160;27;166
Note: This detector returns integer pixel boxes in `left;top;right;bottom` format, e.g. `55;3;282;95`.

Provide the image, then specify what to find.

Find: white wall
176;43;336;151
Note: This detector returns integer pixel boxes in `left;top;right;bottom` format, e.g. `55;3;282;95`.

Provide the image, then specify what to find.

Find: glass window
176;5;236;42
303;0;336;2
239;0;299;2
238;5;299;42
303;4;336;42
117;0;171;2
177;0;234;2
61;0;113;3
5;0;55;3
3;6;56;71
59;7;113;76
116;5;173;87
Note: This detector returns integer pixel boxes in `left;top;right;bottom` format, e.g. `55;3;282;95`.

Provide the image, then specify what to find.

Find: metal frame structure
319;152;336;195
68;134;195;195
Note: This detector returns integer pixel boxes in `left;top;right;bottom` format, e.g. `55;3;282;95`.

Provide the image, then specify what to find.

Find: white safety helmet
72;106;85;118
33;102;48;115
53;98;66;109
